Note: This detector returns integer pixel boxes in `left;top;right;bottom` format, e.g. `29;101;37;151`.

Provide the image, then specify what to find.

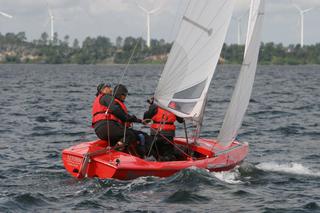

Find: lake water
0;64;319;212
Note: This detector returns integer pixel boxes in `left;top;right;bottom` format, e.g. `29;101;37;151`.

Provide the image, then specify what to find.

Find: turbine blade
292;3;302;12
0;11;13;19
137;4;148;13
55;16;69;22
149;7;160;14
45;0;53;16
302;7;313;13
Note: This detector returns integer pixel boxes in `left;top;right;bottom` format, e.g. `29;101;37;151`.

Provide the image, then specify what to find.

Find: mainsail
218;0;265;146
154;0;235;122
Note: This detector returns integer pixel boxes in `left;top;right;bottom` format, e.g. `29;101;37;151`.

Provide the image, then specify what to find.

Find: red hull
62;138;248;180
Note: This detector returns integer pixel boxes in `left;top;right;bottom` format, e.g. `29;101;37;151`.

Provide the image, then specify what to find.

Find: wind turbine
292;3;313;47
137;4;160;48
0;11;13;19
45;1;55;41
232;11;248;45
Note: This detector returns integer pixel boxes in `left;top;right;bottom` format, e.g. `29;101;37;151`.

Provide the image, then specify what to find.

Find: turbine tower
232;11;248;45
0;11;13;19
45;1;55;41
232;12;247;45
236;17;242;45
137;5;160;48
292;4;313;47
49;9;54;41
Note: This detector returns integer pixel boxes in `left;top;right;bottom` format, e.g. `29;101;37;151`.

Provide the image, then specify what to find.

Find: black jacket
99;94;138;123
143;104;184;137
143;104;184;123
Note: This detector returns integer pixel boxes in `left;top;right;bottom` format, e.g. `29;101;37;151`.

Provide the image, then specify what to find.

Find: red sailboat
62;0;265;180
63;138;248;180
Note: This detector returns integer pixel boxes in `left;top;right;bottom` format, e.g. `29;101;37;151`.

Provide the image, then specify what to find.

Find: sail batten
217;0;265;146
154;0;235;120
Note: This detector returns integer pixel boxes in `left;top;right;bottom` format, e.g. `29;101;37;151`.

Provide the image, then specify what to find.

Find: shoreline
1;63;320;66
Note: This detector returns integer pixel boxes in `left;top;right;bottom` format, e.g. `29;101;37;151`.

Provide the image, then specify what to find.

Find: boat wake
256;162;320;177
211;168;243;184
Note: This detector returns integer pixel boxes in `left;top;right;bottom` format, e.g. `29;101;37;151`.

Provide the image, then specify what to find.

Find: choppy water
0;64;319;212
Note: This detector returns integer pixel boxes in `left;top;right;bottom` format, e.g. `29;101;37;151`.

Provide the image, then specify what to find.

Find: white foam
212;168;243;184
125;176;150;189
256;162;320;177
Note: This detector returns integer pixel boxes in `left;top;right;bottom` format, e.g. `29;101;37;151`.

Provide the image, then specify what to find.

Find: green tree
116;36;123;49
63;35;70;47
40;32;49;45
16;32;27;42
72;38;80;49
52;32;58;46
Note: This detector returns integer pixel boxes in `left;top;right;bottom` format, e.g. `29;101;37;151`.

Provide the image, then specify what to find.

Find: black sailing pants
94;120;137;146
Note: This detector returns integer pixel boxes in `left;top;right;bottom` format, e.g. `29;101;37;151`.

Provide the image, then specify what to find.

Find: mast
194;93;208;141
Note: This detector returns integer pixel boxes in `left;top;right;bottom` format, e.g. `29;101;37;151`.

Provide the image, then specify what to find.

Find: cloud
292;0;320;8
1;0;320;45
74;0;171;16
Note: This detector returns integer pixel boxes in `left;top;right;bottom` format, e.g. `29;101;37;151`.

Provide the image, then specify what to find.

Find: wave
211;168;243;184
256;162;320;177
163;190;211;204
95;167;233;195
267;126;304;135
0;193;51;212
303;202;320;210
262;202;320;212
73;200;113;210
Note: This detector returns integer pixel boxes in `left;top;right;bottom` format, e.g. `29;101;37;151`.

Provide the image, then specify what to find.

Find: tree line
1;32;320;65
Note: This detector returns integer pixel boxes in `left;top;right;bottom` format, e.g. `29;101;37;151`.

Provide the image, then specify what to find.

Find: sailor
143;97;184;161
92;83;141;147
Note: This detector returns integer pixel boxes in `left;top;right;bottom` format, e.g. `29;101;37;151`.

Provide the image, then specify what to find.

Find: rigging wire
105;38;142;147
143;118;192;159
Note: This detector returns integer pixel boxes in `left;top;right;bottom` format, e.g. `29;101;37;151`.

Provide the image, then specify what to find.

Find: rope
105;38;142;145
146;116;165;158
123;122;127;145
143;119;192;159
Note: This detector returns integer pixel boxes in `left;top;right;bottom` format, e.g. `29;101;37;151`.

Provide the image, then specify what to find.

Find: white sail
218;0;265;146
154;0;235;122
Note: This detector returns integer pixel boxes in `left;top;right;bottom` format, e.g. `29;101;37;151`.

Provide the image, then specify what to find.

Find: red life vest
151;107;176;131
91;94;131;127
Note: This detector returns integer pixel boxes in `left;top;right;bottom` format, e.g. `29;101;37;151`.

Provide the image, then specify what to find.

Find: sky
0;0;320;45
